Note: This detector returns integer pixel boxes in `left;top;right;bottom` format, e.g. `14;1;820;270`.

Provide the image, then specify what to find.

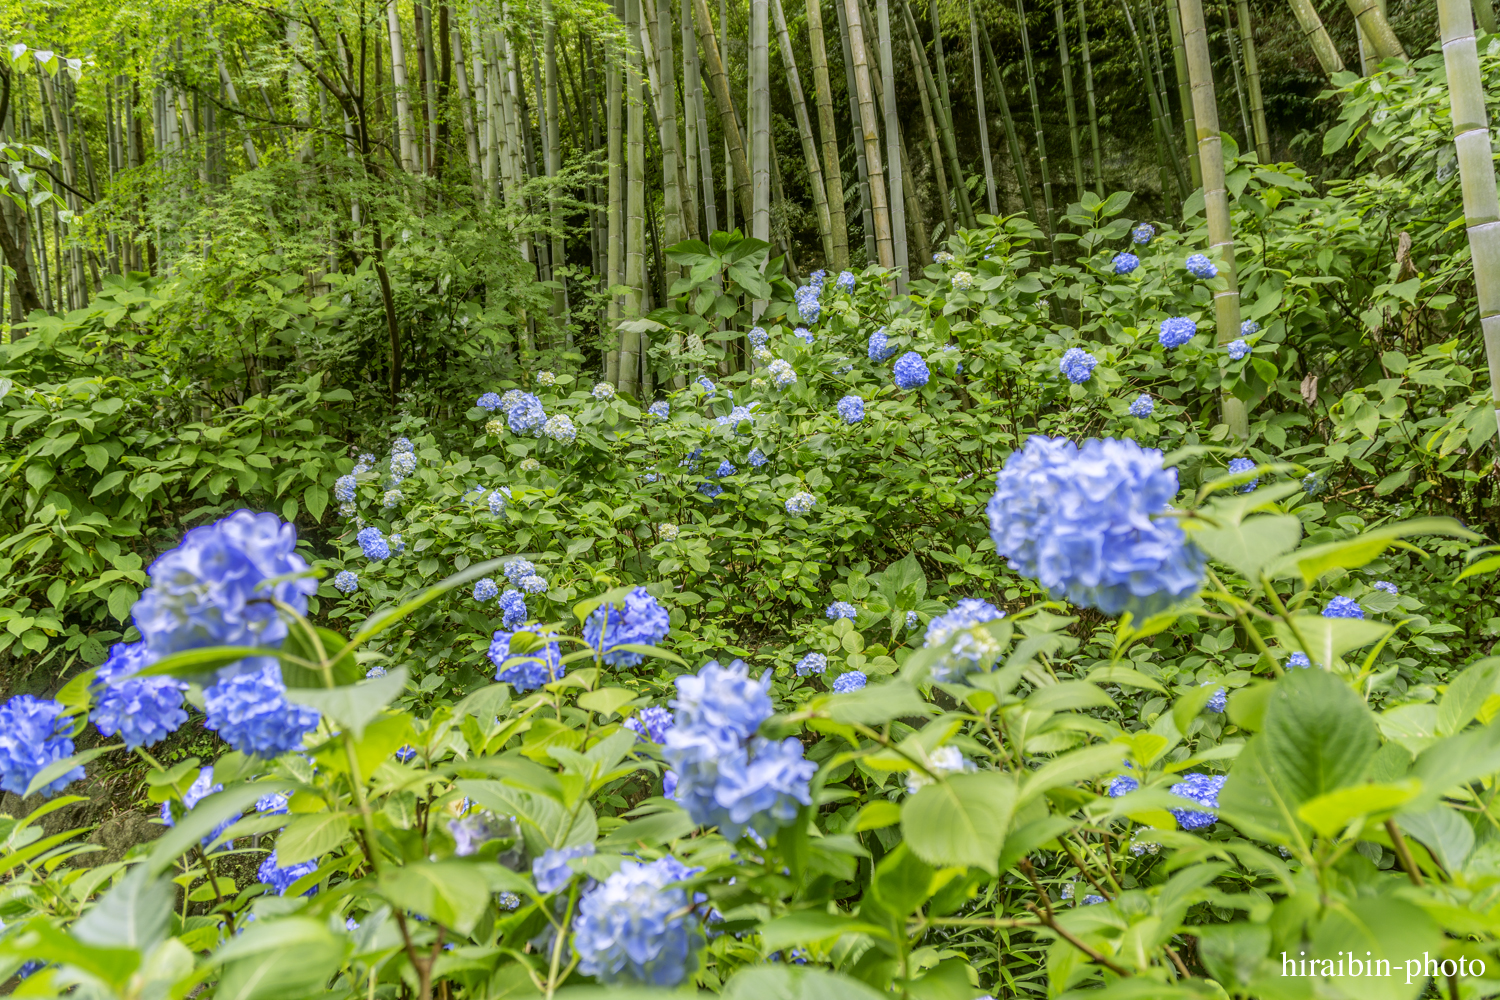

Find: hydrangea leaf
70;865;173;953
1271;615;1393;667
722;964;889;1000
901;772;1016;873
1296;780;1421;838
1263;669;1377;806
755;911;892;953
275;813;351;866
1192;514;1303;581
283;666;407;740
817;680;931;725
1436;656;1500;736
1397;805;1475;874
379;861;493;936
213;917;345;1000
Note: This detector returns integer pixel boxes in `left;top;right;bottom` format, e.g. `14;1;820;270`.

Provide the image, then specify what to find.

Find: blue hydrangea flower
533;843;595;893
1241;320;1261;337
507;393;547;435
826;601;857;621
159;766;233;848
836;271;856;293
1288;652;1312;668
91;642;187;751
593;382;617;400
796;289;822;325
1132;223;1156;244
716;460;737;478
499;891;521;910
987;436;1206;618
0;695;84;796
520;574;549;595
698;482;724;500
390;451;417;480
1081;895;1105;905
474;577;499;602
785;491;815;515
204;665;321;757
1112;252;1140;275
584;587;671;667
489;488;511;516
1228;457;1259;492
1169;773;1226;830
366;665;387;678
258;849;319;896
477;392;503;411
625;706;674;743
905;611;919;629
382;488;403;510
132;511;320;674
1227;339;1250;360
1185;253;1218;279
679;449;703;473
1372;580;1398;595
933;251;955;264
670;660;773;741
1059;347;1098;384
748;327;768;348
392;437;414;454
544;414;577;443
767;359;797;390
749;448;769;468
1203;683;1227;713
449;811;507;856
837;395;865;423
922;598;1006;681
503;559;536;585
868;327;898;362
795;653;827;676
395;745;417;763
649;400;670;420
893;352;929;389
1302;473;1324;496
1129;393;1155;417
257;791;289;815
832;671;867;693
333;570;358;594
334;474;357;503
810;269;827;287
794;326;815;344
697;376;717;398
357;527;390;560
499;589;527;629
489;629;563;691
573;856;704;986
951;271;974;290
713;405;756;433
1322;596;1364;619
1108;775;1139;797
1158;317;1197;349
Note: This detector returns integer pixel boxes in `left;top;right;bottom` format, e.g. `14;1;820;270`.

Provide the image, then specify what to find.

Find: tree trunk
843;0;894;266
1345;0;1406;60
387;0;418;171
684;0;718;235
1223;2;1254;151
1179;0;1248;438
622;0;647;394
1285;0;1346;77
909;30;955;239
806;0;848;268
771;0;835;264
900;0;972;235
980;24;1038;224
876;0;906;281
926;0;973;227
1014;0;1055;242
659;0;686;251
452;23;484;195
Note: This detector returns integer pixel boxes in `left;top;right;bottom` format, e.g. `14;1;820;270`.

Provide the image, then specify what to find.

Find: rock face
84;810;166;866
0;757;164;868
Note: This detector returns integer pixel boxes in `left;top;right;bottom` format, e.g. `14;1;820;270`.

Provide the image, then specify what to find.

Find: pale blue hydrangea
810;269;827;286
366;665;387;678
0;695;84;796
1203;683;1227;713
625;706;674;743
584;587;671;667
748;327;769;348
1227;339;1250;360
520;574;549;595
868;327;897;362
697;376;717;398
837;395;865;423
836;271;856;292
499;589;527;628
893;352;929;389
794;326;815;344
753;346;774;364
533;843;595;894
832;671;867;693
334;474;357;503
905;745;974;794
392;436;414;454
658;523;680;541
448;811;507;856
795;652;827;676
1185;253;1217;279
507;393;547;435
477;392;503;411
573;856;704;986
679;449;703;473
785;491;814;515
503;559;536;585
357;527;390;560
501;390;524;409
474;578;499;602
796;288;822;324
987;436;1206;617
1372;581;1399;595
544;414;576;443
1288;652;1312;668
1113;252;1140;275
1169;772;1225;830
826;601;857;620
1241;320;1260;337
1129;393;1155;417
670;659;772;740
905;611;919;629
498;891;521;910
593;382;616;400
258;850;318;896
649;400;670;420
518;458;542;472
715;404;756;431
922;599;1006;681
204;664;321;757
716;460;737;478
768;359;797;389
390;451;417;479
537;371;558;387
749;448;769;468
698;482;724;499
391;533;405;554
257;791;289;815
1228;457;1258;492
1059;348;1098;384
1081;895;1105;905
933;251;955;264
489;629;564;691
333;570;358;594
1322;596;1364;619
489;488;511;516
951;271;974;290
1302;473;1324;496
91;642;188;751
1131;223;1156;244
382;488;402;509
1158;317;1197;349
1108;775;1139;797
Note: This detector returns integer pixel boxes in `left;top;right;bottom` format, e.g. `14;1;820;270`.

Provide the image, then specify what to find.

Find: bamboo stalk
1474;0;1498;33
692;0;756;221
1166;0;1202;187
1345;0;1406;60
1236;0;1270;161
806;0;849;267
926;0;974;228
1075;0;1103;195
1053;0;1084;200
772;0;836;263
876;0;907;280
980;23;1038;224
387;0;418;171
844;0;895;266
750;0;773;244
909;30;955;239
1179;0;1248;438
1120;0;1185;202
607;13;623;380
1014;0;1056;241
659;0;686;249
1223;2;1254;151
836;0;877;260
1285;0;1345;77
900;0;975;231
970;0;998;214
623;0;647;394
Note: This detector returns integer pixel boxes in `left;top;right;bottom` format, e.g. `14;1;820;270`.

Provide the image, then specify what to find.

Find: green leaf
1262;669;1377;805
147;785;263;876
213;917;344;1000
578;687;638;717
1172;683;1220;737
870;842;935;918
1019;743;1126;806
379;860;493;935
1193;514;1303;580
1024;680;1117;713
1271;615;1394;666
1270;517;1478;582
349;556;514;649
1295;780;1420;837
817;680;930;725
129;471;163;499
2;922;139;992
1407;724;1500;812
458;780;598;852
284;666;408;739
71;865;173;952
1308;896;1443;1000
723;965;889;1000
901;771;1016;873
274;813;350;866
24;744;114;799
1397;805;1475;873
756;911;891;952
1436;656;1500;736
137;645;267;680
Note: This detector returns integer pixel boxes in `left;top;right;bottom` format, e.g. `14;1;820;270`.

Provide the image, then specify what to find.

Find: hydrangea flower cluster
648;400;670;420
1059;348;1098;384
795;285;822;324
477;392;503;411
906;611;919;629
0;695;84;796
658;523;680;541
537;371;557;386
794;327;814;344
836;270;856;292
358;527;389;560
1322;596;1364;619
1169;772;1226;830
335;474;357;503
258;850;319;896
933;251;955;264
1112;252;1140;275
1185;253;1218;279
810;269;827;287
868;327;898;362
1372;580;1399;595
767;358;797;389
544;414;577;443
489;629;564;691
905;745;974;795
499;589;527;628
748;327;768;348
987;436;1205;617
474;577;499;602
625;705;674;743
1288;652;1313;668
533;843;595;893
333;570;358;594
826;601;857;620
698;482;723;499
1159;317;1197;349
160;766;233;848
1241;320;1260;337
382;488;402;509
785;491;815;515
696;376;716;398
489;488;511;516
573;855;704;986
204;663;321;757
951;271;974;290
661;660;815;841
1203;683;1227;713
484;418;505;436
749;448;769;468
795;652;828;676
508;392;546;435
753;346;773;364
583;587;671;666
716;460;736;478
1132;223;1156;244
503;559;535;584
592;382;616;400
448;811;509;856
390;450;417;481
922;598;1006;682
1227;339;1250;360
837;395;865;423
1228;457;1258;492
893;351;929;389
715;404;756;431
520;574;548;594
1108;775;1139;797
90;642;188;750
1129;393;1155;417
833;671;867;693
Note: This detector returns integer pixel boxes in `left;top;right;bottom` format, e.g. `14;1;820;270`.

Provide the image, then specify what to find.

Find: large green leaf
71;865;173;952
147;785;263;876
1262;669;1376;806
459;779;598;852
1436;656;1500;736
213;917;345;1000
274;812;350;866
901;771;1016;873
283;666;408;739
1398;806;1475;874
756;910;891;952
1268;517;1478;583
818;680;931;724
379;860;493;935
723;965;888;1000
1193;513;1303;580
1271;615;1394;667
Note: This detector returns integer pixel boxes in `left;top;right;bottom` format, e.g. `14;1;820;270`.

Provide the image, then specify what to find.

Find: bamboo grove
0;0;1463;401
